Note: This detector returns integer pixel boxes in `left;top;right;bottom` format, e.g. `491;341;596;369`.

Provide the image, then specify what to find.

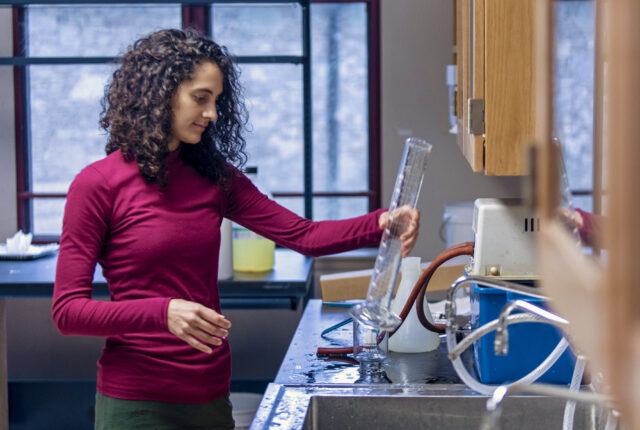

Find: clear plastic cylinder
350;137;432;331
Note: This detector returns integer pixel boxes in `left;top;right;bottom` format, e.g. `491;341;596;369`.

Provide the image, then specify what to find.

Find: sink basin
302;394;598;429
252;384;606;430
258;301;609;429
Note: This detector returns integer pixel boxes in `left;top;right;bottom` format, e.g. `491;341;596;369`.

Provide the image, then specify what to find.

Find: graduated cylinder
350;137;432;331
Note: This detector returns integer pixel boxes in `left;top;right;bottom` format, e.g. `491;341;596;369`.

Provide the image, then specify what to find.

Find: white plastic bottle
218;218;233;280
388;257;441;353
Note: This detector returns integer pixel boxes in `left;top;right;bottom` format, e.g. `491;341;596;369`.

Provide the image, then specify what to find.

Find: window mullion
367;0;381;211
301;0;312;219
13;6;32;233
182;5;210;35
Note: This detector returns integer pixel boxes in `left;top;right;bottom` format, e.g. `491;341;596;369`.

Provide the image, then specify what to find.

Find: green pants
94;392;235;430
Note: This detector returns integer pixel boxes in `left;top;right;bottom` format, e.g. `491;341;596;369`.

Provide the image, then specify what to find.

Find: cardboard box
320;260;467;302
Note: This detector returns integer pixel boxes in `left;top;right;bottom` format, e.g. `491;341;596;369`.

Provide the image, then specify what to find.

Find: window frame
4;0;381;241
553;0;597;215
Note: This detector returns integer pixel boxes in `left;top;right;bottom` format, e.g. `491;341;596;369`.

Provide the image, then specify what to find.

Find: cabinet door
455;0;537;175
456;0;484;172
484;0;536;175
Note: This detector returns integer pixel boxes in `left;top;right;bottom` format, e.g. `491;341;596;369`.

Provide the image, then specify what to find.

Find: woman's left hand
378;205;420;258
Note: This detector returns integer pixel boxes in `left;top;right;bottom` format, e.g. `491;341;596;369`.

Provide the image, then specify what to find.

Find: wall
381;0;522;262
0;1;523;383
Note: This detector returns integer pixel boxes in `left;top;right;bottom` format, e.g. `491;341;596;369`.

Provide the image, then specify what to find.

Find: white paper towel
6;230;33;254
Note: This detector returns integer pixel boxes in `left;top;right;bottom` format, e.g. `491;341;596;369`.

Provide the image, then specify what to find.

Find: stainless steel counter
274;300;469;386
252;300;596;429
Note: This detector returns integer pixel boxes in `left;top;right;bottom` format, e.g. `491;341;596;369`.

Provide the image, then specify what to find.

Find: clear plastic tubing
350;137;432;331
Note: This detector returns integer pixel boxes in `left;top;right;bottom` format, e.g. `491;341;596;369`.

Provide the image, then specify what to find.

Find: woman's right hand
556;206;584;231
167;299;231;354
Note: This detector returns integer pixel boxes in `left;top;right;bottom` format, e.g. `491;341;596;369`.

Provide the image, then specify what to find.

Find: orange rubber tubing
316;242;475;356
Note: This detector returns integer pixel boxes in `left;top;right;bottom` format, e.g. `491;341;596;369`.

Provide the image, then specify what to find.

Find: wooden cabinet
455;0;538;175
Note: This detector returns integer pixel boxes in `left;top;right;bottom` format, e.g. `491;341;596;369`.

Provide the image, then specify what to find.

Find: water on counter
278;301;474;386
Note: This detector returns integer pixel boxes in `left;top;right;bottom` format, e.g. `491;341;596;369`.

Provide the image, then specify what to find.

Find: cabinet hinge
468;98;485;135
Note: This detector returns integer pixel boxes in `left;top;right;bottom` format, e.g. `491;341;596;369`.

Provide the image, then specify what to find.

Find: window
5;0;380;240
24;4;181;236
554;0;596;213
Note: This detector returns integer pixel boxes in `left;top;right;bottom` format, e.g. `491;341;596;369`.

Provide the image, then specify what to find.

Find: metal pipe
495;299;569;355
448;313;560;361
446;275;548;331
486;383;613;413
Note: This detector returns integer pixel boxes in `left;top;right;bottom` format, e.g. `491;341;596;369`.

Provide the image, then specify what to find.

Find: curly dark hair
100;28;248;188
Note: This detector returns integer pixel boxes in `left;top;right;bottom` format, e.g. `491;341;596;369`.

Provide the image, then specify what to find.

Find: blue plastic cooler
470;285;576;384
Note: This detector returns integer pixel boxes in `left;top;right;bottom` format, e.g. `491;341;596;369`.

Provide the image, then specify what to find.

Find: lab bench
0;248;312;429
0;248;313;309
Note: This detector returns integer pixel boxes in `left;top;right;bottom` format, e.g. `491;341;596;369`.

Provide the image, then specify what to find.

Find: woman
52;29;419;429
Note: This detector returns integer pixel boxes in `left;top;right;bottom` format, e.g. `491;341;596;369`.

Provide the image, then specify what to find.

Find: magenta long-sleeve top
52;148;384;403
575;208;602;247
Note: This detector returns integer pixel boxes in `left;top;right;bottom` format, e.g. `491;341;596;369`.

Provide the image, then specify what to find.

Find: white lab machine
469;198;539;279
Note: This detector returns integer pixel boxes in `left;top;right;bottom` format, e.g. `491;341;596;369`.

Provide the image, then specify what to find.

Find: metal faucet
445;275;568;363
494;299;569;355
445;275;548;331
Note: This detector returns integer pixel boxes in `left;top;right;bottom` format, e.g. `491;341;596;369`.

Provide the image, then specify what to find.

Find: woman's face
168;61;224;151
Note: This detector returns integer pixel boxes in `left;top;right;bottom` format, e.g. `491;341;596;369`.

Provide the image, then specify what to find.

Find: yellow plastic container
232;228;275;272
